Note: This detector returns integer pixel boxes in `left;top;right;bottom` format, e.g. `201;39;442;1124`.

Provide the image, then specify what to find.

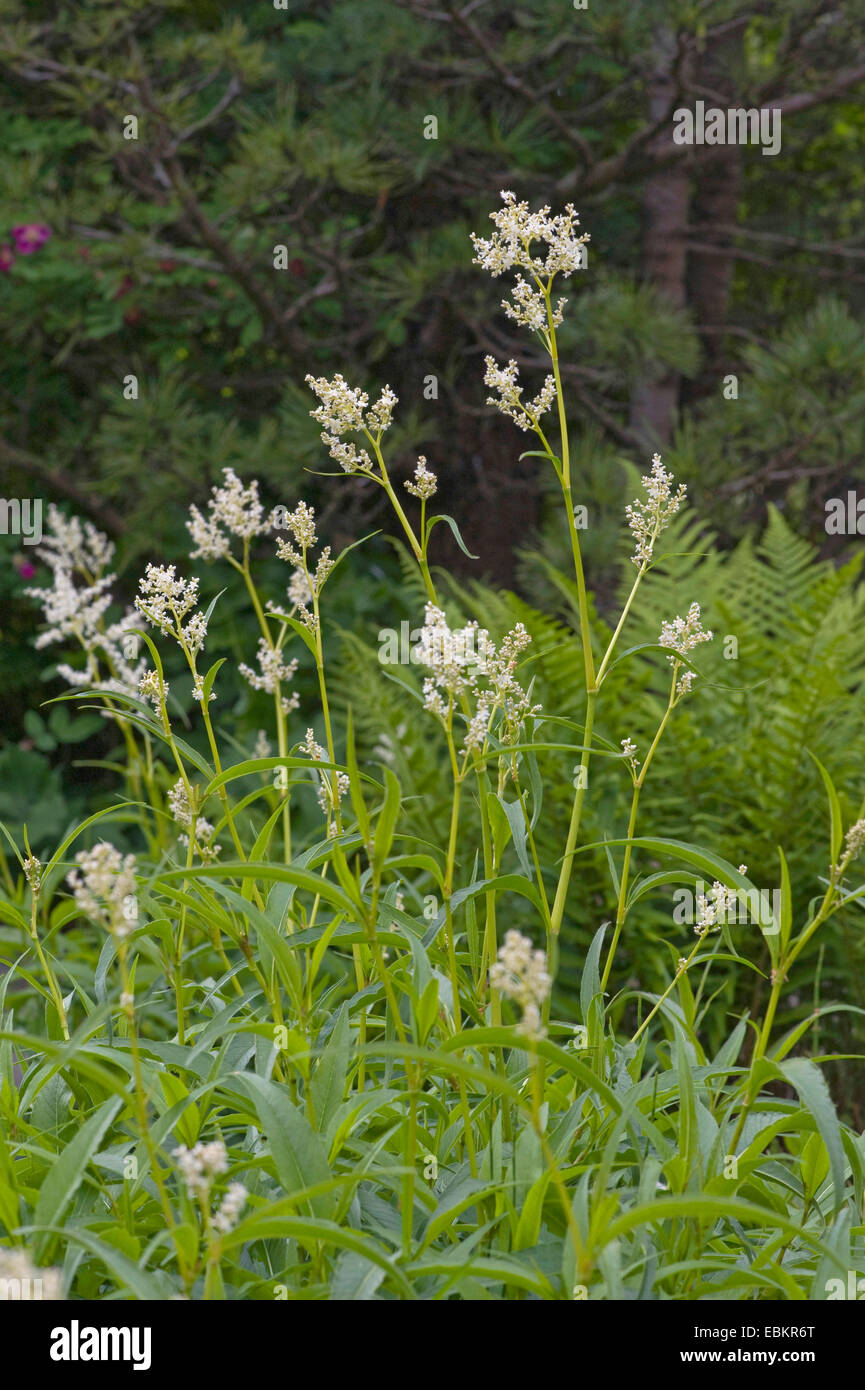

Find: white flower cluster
27;505;146;699
67;842;137;938
404;456;438;500
483;356;556;432
621;737;639;773
213;1182;248;1234
303;728;349;822
625;454;687;567
135;564;206;657
503;274;568;333
191;673;215;704
275;500;316;555
173;1142;246;1233
416;604;493;713
694;881;738;935
174;1140;228;1197
472;191;590;283
305;372;397;472
187;468;271;561
36;505;115;576
30;565;113;648
274;503;334;629
489;929;552;1039
836;819;865;874
287;566;313;609
844;819;865;859
0;1247;63;1300
659;602;713;696
239;639;300;715
167;779;221;861
138;667;167;711
416;605;539;754
366;384;397;434
23;855;42;891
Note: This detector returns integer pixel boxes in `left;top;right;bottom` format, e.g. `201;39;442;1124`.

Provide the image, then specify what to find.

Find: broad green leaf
33;1097;122;1259
807;750;843;868
311;1005;350;1134
238;1074;335;1218
777;1057;846;1213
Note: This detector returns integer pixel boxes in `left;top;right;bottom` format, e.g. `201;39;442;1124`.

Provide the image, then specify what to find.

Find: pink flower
0;244;14;273
13;554;36;579
12;223;51;254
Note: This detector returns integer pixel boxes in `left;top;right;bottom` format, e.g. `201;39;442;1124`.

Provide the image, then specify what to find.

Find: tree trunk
629;31;692;449
683;29;744;405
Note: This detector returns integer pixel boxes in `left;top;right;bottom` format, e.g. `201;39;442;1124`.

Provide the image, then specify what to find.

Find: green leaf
345;710;371;848
777;846;793;952
373;767;401;872
311;1004;350;1135
776;1057;846;1213
33;1097;123;1257
585;837;776;932
223;1210;413;1297
580;922;607;1023
499;795;532;880
200;655;226;706
278;615;320;660
237;1073;335;1217
329;1249;386;1300
426;513;479;560
425;873;542;944
807;751;843;869
486;792;512;863
26;1226;168;1300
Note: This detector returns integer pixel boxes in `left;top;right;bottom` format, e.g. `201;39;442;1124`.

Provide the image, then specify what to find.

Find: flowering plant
4;195;864;1303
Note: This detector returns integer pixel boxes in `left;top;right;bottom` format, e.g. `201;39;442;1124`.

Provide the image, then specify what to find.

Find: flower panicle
416;604;540;755
187;467;271;562
305;373;397;472
66;842;137;938
659;602;713;696
626;454;687;568
489;929;552;1039
483;357;556;432
471;190;589;284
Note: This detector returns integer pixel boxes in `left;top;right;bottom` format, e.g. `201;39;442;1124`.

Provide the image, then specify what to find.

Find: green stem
549;692;596;945
28;890;69;1040
601;671;676;990
630;930;708;1044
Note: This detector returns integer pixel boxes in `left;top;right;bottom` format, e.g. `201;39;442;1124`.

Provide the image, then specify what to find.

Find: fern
328;506;865;1057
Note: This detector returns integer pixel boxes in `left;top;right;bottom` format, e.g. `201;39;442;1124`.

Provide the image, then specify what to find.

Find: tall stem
235;550;292;863
28;889;69;1040
601;784;641;994
601;672;676;990
544;289;598;965
549;692;596;945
